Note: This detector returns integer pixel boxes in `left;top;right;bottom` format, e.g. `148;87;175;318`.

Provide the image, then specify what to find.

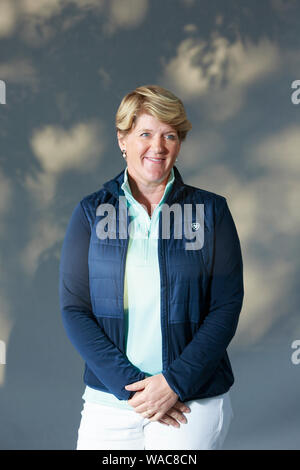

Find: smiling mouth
144;157;165;163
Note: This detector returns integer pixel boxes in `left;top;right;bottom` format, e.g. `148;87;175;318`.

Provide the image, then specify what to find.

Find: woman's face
118;113;181;188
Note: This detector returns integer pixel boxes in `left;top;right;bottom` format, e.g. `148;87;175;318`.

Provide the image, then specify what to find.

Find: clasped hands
125;373;190;427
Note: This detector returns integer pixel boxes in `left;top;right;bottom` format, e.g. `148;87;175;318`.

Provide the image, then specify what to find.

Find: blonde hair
116;85;192;141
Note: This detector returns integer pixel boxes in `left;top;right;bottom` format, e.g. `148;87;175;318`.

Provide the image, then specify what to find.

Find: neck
127;173;170;216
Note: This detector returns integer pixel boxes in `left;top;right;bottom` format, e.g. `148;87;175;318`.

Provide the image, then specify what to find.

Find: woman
59;85;244;450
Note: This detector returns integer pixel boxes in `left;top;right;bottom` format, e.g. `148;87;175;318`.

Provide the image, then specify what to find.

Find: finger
143;410;156;419
167;407;188;424
148;410;166;423
173;402;191;413
129;400;159;418
127;391;148;409
134;409;156;420
131;403;153;415
125;380;146;391
158;419;169;426
158;414;180;428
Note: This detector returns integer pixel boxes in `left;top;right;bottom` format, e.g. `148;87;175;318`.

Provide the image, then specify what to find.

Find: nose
152;135;165;154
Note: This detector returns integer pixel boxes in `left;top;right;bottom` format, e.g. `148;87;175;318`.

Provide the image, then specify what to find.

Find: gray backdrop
0;0;299;450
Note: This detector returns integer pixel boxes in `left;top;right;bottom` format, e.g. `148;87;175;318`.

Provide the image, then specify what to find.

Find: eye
140;132;150;137
166;134;176;140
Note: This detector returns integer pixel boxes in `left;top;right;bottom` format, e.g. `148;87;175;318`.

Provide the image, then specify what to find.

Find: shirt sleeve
59;201;146;400
162;198;244;401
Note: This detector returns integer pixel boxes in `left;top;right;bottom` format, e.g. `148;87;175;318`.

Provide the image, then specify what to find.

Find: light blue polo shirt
82;167;175;409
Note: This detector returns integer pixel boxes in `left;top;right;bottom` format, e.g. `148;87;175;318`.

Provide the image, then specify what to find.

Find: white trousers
76;392;234;450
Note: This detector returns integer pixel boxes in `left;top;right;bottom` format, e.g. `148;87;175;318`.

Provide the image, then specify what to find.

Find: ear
117;130;127;153
176;138;182;155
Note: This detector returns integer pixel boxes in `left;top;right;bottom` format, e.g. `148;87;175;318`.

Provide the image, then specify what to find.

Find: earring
122;149;127;159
